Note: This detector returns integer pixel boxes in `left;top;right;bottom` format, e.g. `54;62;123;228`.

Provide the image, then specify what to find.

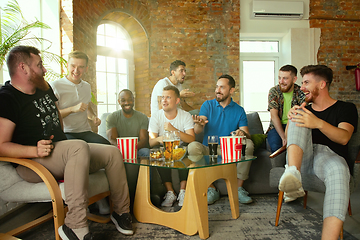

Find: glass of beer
163;131;174;163
208;135;219;160
173;130;180;149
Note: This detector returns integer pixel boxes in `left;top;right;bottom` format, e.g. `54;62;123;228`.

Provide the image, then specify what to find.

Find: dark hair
118;89;134;98
300;65;333;89
163;85;180;98
218;74;235;89
280;65;297;76
6;46;41;77
169;60;186;76
68;50;89;66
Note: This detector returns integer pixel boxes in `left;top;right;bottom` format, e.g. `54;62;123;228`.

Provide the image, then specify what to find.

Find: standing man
0;46;133;239
188;75;254;205
267;65;305;153
279;65;357;240
106;89;150;156
50;51;109;144
149;86;195;207
150;60;195;116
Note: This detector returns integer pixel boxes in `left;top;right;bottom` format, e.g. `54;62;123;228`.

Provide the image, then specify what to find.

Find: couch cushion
247;112;264;135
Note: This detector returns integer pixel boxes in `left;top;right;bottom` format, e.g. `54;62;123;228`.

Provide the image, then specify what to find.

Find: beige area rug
18;194;357;240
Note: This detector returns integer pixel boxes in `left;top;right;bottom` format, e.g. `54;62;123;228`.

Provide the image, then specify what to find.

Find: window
96;22;134;118
240;40;280;132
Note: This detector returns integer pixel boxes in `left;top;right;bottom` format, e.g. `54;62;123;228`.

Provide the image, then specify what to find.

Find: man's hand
232;129;246;136
93;117;101;127
37;135;54;157
164;122;176;132
288;102;305;120
193;115;208;126
72;102;88;113
180;89;195;98
290;104;324;129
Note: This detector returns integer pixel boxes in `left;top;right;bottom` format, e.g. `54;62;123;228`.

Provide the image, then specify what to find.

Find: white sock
72;226;89;239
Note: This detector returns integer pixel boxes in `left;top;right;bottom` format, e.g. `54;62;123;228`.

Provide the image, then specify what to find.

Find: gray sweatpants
16;140;130;229
287;120;350;221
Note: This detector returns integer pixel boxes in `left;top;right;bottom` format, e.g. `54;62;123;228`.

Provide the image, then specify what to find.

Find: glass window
96;22;133;118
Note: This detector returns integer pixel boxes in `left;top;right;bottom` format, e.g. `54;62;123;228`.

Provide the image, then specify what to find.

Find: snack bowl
172;146;187;161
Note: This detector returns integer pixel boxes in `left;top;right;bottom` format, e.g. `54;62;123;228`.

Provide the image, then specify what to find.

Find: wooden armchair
269;122;360;240
0;157;111;240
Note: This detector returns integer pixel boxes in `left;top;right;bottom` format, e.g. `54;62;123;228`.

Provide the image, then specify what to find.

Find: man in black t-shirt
278;65;358;240
0;46;134;239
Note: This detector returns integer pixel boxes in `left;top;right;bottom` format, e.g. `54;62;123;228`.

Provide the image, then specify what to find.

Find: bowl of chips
172;146;187;161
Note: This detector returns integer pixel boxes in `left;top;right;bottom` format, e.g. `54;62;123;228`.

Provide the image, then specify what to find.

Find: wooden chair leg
303;191;308;209
275;191;284;226
348;199;352;216
340;225;343;240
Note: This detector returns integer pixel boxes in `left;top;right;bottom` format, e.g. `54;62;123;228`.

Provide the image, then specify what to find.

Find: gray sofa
99;111;282;201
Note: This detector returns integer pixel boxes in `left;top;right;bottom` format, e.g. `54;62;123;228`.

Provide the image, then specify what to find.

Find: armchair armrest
269;145;287;159
0;157;65;235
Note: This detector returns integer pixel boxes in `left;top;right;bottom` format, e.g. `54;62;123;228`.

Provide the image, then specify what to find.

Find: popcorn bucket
220;136;244;163
117;137;138;160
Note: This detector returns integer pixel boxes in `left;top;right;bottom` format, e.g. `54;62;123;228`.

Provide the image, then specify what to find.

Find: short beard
305;87;319;103
29;69;49;91
215;93;230;103
280;83;293;93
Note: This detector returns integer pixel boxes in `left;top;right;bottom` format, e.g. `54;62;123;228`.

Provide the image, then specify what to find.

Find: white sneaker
279;165;303;193
161;191;177;207
177;189;186;206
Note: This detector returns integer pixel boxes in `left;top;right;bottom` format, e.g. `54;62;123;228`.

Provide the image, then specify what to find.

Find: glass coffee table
123;155;257;239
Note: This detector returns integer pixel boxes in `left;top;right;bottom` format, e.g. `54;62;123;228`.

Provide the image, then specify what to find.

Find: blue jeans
267;124;287;153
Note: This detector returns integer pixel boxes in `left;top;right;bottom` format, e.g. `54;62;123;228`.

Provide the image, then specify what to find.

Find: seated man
0;46;133;239
279;65;357;239
106;89;150;157
267;65;305;153
50;50;109;144
188;74;254;205
149;86;195;207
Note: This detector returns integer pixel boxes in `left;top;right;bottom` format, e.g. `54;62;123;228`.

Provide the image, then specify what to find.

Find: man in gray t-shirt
106;89;149;156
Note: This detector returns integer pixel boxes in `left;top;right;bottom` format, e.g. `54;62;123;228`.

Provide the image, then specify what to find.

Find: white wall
0;0;60;84
240;0;320;84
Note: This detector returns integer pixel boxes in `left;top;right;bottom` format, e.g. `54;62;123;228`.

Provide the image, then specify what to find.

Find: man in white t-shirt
50;51;109;144
148;86;195;207
150;60;195;116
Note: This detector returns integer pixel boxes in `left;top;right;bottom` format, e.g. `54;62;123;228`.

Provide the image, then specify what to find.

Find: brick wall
309;0;360;111
60;0;240;116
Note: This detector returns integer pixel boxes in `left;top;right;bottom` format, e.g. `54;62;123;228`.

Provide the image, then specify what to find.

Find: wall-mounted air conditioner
252;1;304;19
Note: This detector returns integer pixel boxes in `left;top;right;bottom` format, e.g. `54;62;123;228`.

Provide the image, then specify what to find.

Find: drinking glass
163;131;174;163
208;135;219;160
173;130;181;149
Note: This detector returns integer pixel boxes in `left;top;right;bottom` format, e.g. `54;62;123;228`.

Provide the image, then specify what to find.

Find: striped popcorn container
117;137;138;161
220;136;244;163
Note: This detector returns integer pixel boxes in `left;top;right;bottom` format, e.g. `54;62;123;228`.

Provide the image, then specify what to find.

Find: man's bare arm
149;132;162;147
193;115;208;134
106;128;119;146
270;109;286;146
59;102;88;118
138;129;149;149
0;117;53;158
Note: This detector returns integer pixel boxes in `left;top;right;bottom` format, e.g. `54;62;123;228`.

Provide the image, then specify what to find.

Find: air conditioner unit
252;1;304;19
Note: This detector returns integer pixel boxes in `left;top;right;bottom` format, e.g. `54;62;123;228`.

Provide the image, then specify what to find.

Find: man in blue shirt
188;74;254;204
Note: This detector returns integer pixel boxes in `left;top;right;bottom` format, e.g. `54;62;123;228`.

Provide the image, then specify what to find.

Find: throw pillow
251;134;267;151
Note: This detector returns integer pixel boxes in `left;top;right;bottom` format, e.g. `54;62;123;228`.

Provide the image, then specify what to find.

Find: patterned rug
18;194;357;240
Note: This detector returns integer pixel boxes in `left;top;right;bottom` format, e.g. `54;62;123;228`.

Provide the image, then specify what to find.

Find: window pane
240;41;278;53
96;72;107;104
97;35;105;47
243;60;274;112
106;57;116;72
97;105;108;121
118;74;128;90
97;24;105;34
117;58;128;74
105;24;116;37
107;73;117;105
108;104;117;113
96;56;106;71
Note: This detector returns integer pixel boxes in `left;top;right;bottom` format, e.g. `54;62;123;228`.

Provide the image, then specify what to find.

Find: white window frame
96;21;134;116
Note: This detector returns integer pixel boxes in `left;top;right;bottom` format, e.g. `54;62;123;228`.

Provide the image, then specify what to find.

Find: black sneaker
111;212;134;235
58;224;94;240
